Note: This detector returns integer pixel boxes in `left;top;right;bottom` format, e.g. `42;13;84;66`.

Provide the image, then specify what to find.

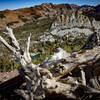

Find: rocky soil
0;69;19;84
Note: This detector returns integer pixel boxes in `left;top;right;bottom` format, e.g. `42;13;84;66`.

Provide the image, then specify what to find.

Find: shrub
7;21;19;26
73;45;80;52
0;14;5;19
21;18;28;22
0;56;19;72
64;45;72;53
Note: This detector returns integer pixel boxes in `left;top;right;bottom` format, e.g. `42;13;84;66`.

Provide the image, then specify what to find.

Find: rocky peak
51;10;93;29
80;5;94;11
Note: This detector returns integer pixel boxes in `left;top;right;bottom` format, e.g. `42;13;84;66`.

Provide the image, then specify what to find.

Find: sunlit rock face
39;10;100;43
50;11;100;37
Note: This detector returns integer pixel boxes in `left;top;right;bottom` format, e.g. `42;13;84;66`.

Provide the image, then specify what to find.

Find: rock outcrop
50;10;100;37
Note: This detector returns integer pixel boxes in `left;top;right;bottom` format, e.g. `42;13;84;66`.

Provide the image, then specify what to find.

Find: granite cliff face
50;10;100;37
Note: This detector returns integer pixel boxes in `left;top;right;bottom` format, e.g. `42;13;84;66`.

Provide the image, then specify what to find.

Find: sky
0;0;100;11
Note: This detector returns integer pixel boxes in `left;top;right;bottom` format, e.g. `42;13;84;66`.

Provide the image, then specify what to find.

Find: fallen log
0;27;100;100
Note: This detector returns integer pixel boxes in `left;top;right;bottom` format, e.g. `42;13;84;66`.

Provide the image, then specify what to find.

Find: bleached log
0;28;45;100
0;27;100;100
80;67;86;85
42;47;100;78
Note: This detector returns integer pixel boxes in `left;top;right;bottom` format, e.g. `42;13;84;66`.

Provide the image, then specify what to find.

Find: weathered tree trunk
0;27;100;100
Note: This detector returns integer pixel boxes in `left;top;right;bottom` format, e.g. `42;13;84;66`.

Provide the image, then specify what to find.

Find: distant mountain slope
0;3;77;29
0;3;100;29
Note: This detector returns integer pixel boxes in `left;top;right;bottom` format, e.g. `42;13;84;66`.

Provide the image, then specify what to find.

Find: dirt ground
0;69;19;84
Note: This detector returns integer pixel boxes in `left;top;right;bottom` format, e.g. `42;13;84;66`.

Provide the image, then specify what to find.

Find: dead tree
0;27;100;100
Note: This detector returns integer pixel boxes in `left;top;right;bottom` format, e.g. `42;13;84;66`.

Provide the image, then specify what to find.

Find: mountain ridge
0;3;99;29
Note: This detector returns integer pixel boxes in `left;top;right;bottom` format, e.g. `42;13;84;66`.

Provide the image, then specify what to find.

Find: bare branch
80;67;86;85
24;33;31;63
0;36;16;53
3;27;20;50
0;27;100;100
